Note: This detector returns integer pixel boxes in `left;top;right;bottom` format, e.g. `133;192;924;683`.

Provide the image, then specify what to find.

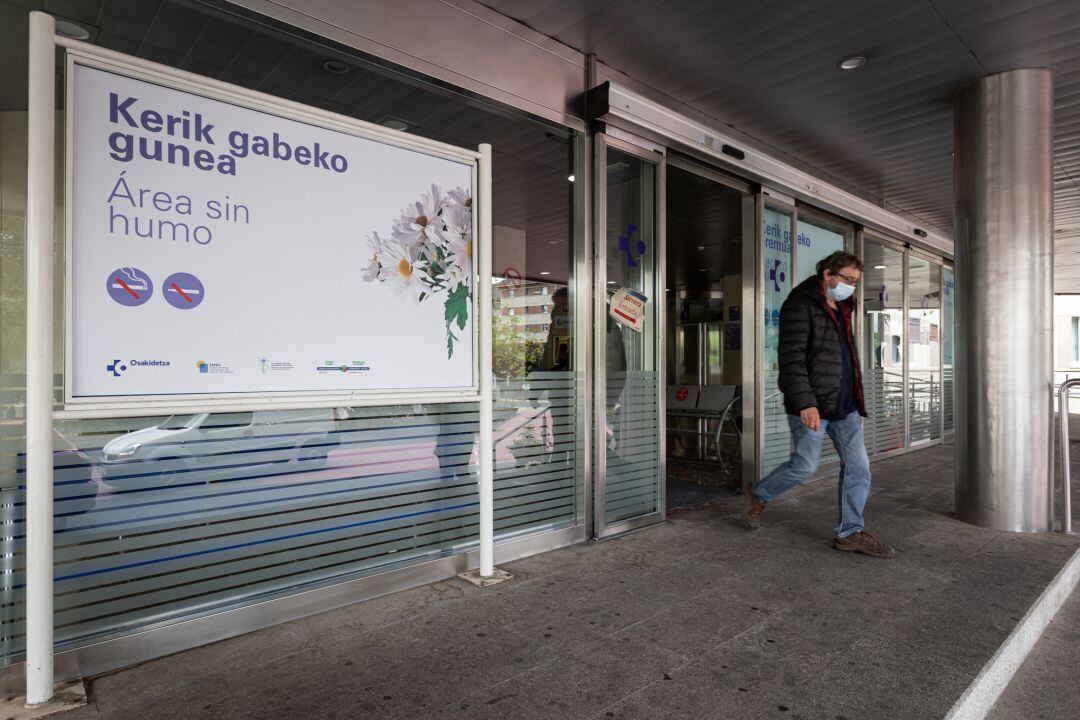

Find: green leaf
446;327;457;359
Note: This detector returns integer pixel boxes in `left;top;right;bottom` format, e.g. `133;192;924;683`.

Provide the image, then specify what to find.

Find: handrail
1057;378;1079;534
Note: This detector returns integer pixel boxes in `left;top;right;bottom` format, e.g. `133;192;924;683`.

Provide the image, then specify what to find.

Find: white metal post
25;10;56;706
477;143;494;576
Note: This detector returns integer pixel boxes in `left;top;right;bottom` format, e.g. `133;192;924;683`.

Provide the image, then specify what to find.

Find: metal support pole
1057;379;1078;534
954;68;1054;532
25;10;56;706
477;143;494;577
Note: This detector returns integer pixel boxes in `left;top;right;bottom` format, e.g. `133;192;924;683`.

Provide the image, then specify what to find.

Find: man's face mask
828;281;855;302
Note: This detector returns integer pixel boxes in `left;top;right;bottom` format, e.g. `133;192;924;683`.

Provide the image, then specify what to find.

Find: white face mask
828;281;855;302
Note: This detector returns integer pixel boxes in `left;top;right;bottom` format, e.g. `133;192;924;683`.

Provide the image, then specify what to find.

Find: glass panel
943;267;955;434
862;241;906;454
603;149;659;525
763;207;793;474
12;404;479;654
909;257;942;444
795;214;846;284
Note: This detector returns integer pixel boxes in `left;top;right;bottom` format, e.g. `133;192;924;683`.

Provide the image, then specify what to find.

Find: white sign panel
68;62;477;402
609;288;647;332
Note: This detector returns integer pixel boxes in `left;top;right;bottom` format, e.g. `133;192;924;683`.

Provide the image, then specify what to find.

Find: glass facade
759;216;953;483
0;0;583;665
0;0;960;675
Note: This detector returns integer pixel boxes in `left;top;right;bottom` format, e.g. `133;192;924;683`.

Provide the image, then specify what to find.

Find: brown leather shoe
741;489;767;530
833;529;896;558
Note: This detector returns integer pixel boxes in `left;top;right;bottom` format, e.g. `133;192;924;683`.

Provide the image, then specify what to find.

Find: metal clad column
954;68;1054;532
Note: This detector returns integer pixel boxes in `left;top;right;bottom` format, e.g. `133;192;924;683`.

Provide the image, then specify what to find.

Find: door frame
592;131;667;538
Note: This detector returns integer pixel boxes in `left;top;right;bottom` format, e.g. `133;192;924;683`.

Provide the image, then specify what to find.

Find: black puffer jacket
778;276;866;418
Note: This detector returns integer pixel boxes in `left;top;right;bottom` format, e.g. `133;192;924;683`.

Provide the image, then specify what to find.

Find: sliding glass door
594;134;664;536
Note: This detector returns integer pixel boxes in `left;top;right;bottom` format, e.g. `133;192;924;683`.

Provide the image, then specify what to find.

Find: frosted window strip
0;376;583;664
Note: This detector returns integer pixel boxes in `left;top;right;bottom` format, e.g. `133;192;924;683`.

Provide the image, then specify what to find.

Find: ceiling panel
482;0;1080;290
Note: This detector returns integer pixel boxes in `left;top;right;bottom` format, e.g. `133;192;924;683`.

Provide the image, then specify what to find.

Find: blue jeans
751;411;871;539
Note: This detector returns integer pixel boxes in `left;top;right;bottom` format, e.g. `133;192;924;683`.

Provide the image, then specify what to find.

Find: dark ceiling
480;0;1080;291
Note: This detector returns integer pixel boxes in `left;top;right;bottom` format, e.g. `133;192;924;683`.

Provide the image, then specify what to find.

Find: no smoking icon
106;267;153;307
163;272;205;310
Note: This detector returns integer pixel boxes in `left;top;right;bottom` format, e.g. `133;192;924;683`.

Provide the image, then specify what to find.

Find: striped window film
862;243;905;455
762;375;789;475
0;382;581;664
942;267;955;434
494;373;582;538
604;371;659;524
908;258;942;444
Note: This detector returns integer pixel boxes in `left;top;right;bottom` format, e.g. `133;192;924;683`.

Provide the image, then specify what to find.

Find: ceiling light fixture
539;271;551;276
838;55;867;71
55;19;91;40
380;118;409;132
568;175;575;182
874;265;887;270
322;59;350;75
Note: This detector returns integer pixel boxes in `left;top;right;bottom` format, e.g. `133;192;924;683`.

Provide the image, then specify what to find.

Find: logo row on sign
107;267;204;309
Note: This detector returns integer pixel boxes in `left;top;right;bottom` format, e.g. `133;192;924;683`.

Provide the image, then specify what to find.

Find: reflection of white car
99;408;341;485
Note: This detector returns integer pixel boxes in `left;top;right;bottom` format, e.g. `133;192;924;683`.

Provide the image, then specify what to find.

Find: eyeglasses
836;272;860;286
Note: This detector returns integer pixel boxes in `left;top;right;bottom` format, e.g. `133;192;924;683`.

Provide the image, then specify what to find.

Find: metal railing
1056;378;1078;534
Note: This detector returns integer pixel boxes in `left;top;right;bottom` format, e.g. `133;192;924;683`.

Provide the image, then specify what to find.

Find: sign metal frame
60;46;489;417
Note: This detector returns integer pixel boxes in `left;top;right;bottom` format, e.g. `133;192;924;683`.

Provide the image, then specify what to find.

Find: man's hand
800;407;821;431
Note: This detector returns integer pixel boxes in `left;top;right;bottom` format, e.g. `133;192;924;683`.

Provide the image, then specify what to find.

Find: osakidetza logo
107;359;170;377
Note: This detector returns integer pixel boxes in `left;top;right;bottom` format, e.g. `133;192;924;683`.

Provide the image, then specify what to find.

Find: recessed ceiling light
568;175;575;182
607;280;616;284
539;271;551;276
838;56;867;71
874;265;887;270
55;19;91;40
322;59;350;75
380;118;409;132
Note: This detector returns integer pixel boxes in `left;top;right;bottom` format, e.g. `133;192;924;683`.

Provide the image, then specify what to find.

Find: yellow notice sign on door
610;288;648;332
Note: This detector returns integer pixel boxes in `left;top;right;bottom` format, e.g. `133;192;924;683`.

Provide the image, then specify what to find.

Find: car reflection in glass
99;408;343;490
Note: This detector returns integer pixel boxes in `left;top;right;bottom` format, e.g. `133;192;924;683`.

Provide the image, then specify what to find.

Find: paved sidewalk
57;444;1080;720
987;587;1080;720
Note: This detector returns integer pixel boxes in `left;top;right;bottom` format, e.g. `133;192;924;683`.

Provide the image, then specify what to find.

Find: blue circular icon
106;267;153;307
163;272;205;310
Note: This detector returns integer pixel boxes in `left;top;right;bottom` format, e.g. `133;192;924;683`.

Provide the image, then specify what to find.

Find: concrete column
954;68;1054;532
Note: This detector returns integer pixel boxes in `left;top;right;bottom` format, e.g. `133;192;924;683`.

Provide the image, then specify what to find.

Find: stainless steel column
954;68;1054;532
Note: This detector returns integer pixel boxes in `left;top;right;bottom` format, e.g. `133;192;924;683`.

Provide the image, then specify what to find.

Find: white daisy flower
439;227;473;293
392;184;443;257
445;186;472;210
382;236;426;302
361;232;388;282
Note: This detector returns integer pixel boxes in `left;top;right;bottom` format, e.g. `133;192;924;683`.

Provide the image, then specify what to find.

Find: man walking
742;251;895;558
